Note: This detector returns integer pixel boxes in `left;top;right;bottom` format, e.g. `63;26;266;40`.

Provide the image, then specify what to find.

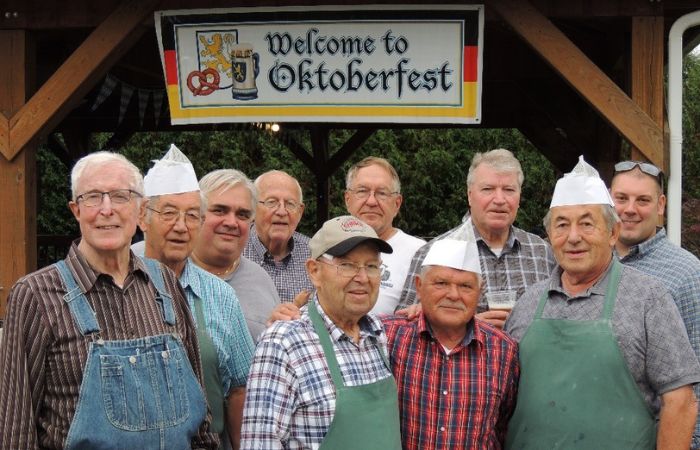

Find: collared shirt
618;227;700;446
383;314;519;450
240;297;392;449
0;242;218;450
397;218;556;311
243;226;314;302
180;259;255;394
505;260;700;414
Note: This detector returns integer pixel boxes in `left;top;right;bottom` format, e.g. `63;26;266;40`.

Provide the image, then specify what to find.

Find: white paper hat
421;219;481;275
549;155;614;208
143;144;200;196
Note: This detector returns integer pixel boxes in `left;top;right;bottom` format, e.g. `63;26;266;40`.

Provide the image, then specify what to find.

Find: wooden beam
327;128;376;175
0;30;36;318
3;0;158;161
487;0;664;166
631;16;665;167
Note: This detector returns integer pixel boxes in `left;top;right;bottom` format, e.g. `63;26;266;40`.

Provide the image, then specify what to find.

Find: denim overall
55;258;208;450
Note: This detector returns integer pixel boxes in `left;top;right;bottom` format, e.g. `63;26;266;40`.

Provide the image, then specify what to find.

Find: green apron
308;300;402;450
193;297;225;437
505;261;656;449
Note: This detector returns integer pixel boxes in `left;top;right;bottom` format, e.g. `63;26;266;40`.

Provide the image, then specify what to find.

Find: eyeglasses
346;188;398;202
614;161;664;190
258;199;302;213
317;257;382;278
76;189;141;207
146;207;202;226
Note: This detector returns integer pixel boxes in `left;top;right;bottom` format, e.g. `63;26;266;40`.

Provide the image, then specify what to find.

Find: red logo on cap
340;218;365;231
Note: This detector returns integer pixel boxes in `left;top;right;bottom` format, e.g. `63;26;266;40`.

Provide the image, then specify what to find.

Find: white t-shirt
372;229;426;315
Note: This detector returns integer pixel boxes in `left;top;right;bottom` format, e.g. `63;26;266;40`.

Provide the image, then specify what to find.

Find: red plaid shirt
383;313;519;450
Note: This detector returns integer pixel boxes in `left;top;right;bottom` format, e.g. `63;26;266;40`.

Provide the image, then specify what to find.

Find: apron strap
140;257;177;326
534;259;623;321
309;300;345;388
602;260;623;320
308;300;391;386
55;260;101;335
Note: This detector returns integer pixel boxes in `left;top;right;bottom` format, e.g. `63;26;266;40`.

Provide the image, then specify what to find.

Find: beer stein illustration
230;43;260;100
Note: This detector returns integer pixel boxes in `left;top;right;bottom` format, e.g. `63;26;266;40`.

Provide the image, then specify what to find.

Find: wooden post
631;16;665;168
311;126;331;229
0;30;36;318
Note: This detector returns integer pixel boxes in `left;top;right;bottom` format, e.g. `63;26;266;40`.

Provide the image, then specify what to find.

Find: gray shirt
223;257;280;343
505;260;700;415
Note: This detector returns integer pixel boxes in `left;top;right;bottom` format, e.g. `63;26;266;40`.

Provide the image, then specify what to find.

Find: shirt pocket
100;346;191;431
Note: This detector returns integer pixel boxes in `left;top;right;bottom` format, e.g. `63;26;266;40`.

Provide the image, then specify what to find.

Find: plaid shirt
241;298;392;449
383;314;519;450
180;259;255;393
397;219;556;311
243;226;314;302
618;228;700;447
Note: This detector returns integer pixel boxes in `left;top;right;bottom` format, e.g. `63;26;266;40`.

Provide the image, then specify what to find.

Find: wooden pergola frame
0;0;676;316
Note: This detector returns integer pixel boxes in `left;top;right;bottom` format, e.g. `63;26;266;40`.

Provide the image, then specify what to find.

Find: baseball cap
309;215;393;259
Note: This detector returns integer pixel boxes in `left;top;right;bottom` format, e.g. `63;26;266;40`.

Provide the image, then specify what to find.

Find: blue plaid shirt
180;259;255;394
618;228;700;448
241;297;391;449
243;226;314;302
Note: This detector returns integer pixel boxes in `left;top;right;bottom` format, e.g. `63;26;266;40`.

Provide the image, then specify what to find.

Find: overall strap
140;257;176;326
55;260;101;335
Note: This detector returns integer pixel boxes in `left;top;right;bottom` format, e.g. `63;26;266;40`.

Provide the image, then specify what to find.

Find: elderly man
191;169;280;342
384;232;519;449
0;152;217;449
136;145;255;448
398;149;556;328
611;160;700;448
243;170;313;302
344;156;426;314
504;156;700;449
241;216;401;449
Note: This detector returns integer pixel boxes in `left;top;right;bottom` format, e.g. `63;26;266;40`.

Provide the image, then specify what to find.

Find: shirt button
129;356;137;364
443;390;448;395
440;426;446;432
162;351;169;359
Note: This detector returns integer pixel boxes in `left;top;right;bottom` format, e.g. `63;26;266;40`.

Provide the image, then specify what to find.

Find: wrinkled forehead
151;191;201;209
76;162;135;192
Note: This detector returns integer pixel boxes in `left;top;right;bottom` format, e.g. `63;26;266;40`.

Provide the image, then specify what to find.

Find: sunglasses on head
614;161;664;190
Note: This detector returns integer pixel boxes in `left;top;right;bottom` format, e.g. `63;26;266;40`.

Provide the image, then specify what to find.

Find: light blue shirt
180;259;255;394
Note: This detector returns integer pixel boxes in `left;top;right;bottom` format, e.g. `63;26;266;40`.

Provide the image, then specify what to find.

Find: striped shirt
243;227;314;302
618;228;700;447
383;314;519;450
0;243;218;450
397;219;556;311
180;259;255;393
240;297;392;449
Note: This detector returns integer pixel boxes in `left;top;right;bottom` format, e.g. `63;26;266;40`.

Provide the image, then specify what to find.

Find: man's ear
306;259;321;286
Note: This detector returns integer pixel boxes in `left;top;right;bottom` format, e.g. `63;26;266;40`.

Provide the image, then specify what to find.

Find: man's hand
395;303;422;320
476;310;510;329
265;290;310;327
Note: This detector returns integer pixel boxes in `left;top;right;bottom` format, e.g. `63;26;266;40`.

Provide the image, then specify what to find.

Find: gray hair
543;204;620;232
466;149;524;189
199;169;257;215
71;151;143;201
254;170;303;203
346;156;401;193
